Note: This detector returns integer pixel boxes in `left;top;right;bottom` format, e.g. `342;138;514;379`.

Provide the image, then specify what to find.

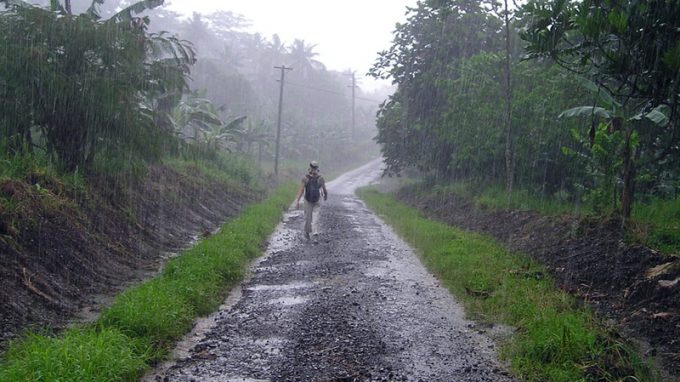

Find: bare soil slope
0;165;255;346
397;188;680;377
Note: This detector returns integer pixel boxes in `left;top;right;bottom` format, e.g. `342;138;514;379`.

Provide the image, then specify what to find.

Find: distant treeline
0;0;381;178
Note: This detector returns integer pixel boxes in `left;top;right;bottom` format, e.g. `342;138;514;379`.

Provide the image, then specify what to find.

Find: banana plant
169;92;246;153
238;120;271;155
203;115;247;153
559;78;669;221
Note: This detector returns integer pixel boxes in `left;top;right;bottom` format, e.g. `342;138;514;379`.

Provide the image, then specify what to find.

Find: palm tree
268;34;288;61
287;39;325;79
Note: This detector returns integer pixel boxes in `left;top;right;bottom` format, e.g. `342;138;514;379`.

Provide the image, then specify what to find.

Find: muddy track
148;160;513;382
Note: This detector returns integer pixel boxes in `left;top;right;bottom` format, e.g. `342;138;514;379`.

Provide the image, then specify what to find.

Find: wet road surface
147;160;513;382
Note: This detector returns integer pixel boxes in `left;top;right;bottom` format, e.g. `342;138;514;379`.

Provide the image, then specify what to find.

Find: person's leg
303;200;315;238
311;202;320;235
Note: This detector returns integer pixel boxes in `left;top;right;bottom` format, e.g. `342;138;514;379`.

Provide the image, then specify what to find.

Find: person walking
296;161;328;240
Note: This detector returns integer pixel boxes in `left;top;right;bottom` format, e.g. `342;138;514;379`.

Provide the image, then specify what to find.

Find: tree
369;0;504;177
521;0;680;220
501;0;514;195
287;39;325;79
0;0;194;170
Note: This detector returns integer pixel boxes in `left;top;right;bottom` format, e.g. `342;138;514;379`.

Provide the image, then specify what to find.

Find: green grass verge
429;181;680;256
430;181;585;216
632;197;680;255
0;181;297;382
164;152;257;188
358;187;657;382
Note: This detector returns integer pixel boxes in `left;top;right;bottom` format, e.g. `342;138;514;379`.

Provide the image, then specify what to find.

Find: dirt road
147;160;513;381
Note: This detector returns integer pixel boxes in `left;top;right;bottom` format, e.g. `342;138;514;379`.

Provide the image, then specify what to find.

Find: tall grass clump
358;187;657;382
0;140;84;191
0;181;297;381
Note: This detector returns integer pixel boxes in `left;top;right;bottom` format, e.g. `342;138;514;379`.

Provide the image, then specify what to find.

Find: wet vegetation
0;0;377;332
1;0;679;380
370;0;680;233
0;0;379;179
360;188;659;382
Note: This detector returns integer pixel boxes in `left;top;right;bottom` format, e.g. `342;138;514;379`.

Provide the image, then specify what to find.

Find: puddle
247;281;315;292
293;260;314;267
198;377;269;382
267;296;307;306
264;226;298;255
252;337;286;356
363;265;390;278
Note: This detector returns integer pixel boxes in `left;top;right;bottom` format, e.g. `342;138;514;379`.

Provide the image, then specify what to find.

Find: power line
285;81;384;103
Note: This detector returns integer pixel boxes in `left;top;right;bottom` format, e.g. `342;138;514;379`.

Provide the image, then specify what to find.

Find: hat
309;161;319;169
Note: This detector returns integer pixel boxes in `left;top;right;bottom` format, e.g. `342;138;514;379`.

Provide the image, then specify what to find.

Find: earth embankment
0;165;254;347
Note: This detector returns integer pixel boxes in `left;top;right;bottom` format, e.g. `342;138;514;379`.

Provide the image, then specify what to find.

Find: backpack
304;175;321;203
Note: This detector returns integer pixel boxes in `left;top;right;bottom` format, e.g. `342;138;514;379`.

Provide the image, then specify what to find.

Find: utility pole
274;65;292;176
349;72;356;141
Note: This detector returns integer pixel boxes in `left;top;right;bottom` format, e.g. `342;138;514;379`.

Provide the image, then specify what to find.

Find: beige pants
303;200;320;235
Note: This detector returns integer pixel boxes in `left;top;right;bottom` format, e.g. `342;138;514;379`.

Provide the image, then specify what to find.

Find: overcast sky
166;0;418;91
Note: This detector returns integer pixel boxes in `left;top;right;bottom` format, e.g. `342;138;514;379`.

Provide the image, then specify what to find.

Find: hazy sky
166;0;418;91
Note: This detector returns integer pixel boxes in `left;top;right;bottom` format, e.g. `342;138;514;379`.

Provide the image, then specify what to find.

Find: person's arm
322;183;328;201
295;181;305;209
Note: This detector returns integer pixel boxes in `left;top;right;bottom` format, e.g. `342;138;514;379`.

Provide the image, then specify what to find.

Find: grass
632;197;680;255
0;140;85;193
430;181;586;216
0;329;148;382
358;187;656;382
165;151;257;188
428;180;680;256
0;145;86;238
0;181;297;381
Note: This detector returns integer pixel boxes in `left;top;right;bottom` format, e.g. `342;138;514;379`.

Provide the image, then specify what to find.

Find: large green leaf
85;0;105;20
559;106;611;120
630;105;670;127
223;116;247;132
107;0;164;24
188;110;223;127
574;76;621;109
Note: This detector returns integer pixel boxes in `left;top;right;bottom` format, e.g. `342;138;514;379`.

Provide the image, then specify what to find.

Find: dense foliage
522;0;680;218
0;0;194;172
0;0;382;179
370;0;679;218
